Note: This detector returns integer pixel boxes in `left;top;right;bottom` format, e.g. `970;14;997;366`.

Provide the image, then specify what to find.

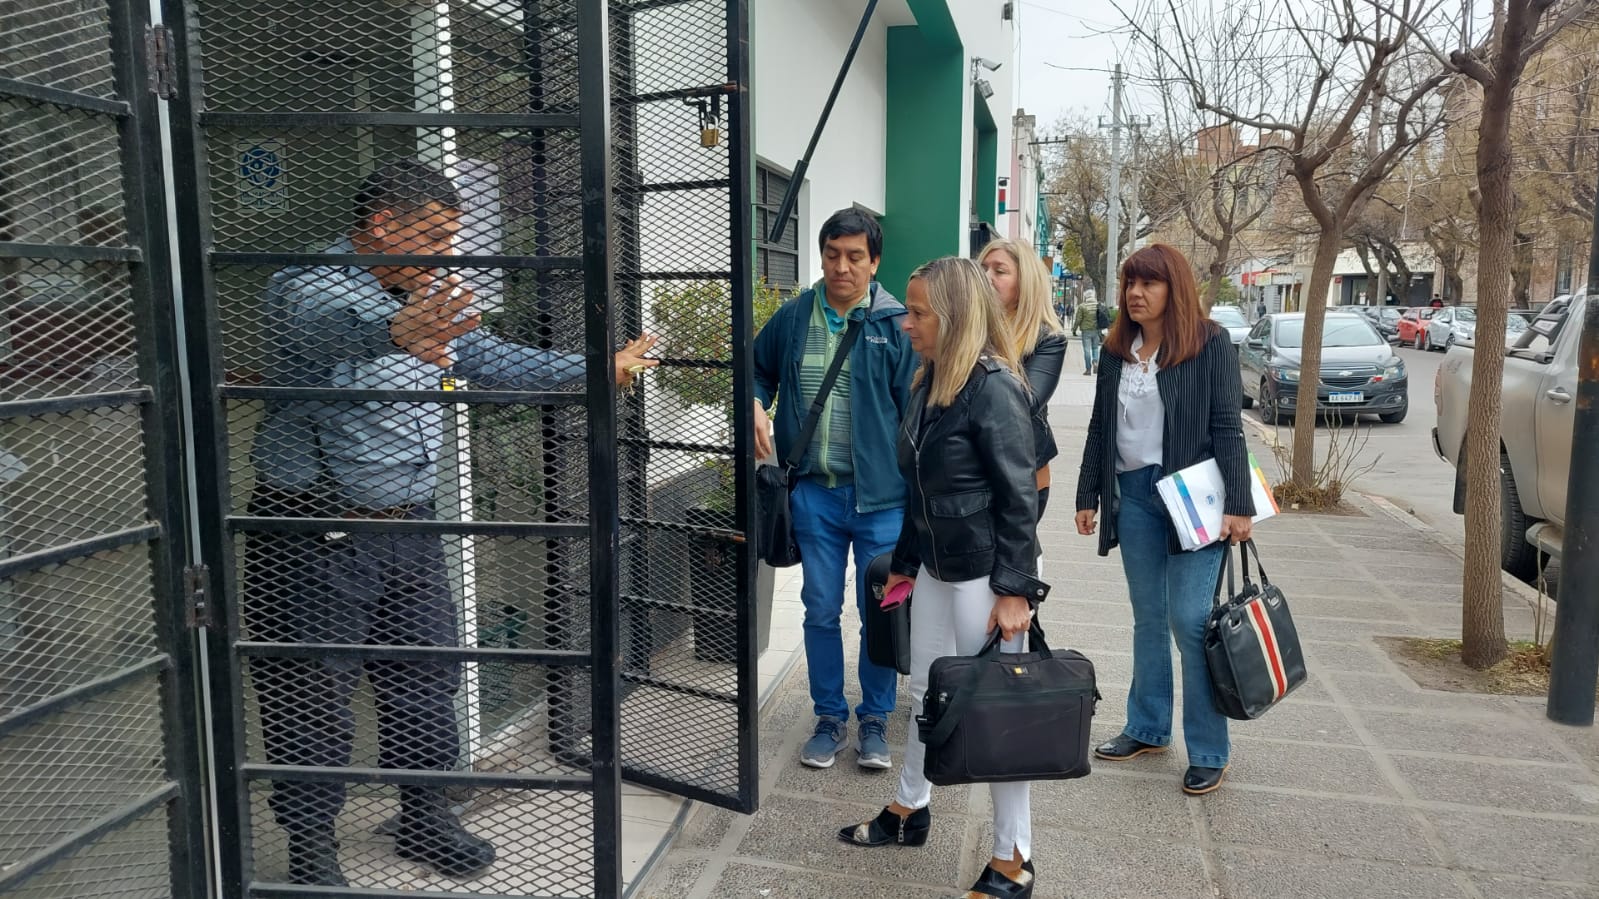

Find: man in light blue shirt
246;159;655;886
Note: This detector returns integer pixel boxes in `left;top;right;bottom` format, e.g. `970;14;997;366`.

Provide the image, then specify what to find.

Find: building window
754;164;801;289
1556;241;1574;295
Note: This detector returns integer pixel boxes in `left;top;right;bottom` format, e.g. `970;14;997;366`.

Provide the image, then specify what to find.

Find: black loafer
1094;734;1166;761
963;862;1035;898
1182;765;1228;795
838;805;931;847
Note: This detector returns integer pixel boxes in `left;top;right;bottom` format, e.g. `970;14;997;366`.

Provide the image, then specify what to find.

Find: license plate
1328;392;1364;403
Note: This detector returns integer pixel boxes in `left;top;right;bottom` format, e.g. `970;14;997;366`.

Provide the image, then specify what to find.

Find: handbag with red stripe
1203;540;1307;720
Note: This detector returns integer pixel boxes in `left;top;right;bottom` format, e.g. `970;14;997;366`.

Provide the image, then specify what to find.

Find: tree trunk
1206;233;1232;312
1290;231;1342;487
1461;70;1517;671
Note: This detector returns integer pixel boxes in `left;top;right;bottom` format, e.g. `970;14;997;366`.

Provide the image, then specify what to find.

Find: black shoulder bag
916;621;1099;785
755;318;863;567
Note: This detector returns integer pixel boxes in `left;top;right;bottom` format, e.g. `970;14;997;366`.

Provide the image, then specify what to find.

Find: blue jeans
1115;466;1230;767
790;478;902;722
1080;331;1102;371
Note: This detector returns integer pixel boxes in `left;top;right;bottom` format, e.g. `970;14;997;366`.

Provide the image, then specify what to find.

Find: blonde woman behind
837;257;1048;899
980;238;1068;516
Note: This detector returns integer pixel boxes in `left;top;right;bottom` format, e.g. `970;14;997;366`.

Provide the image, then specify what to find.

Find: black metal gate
0;0;206;895
3;0;754;896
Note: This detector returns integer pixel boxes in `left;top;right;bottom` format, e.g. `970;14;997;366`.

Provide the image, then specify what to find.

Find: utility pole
1100;63;1124;303
1125;120;1150;256
1546;159;1599;728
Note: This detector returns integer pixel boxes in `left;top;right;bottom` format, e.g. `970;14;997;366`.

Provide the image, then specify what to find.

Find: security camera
973;57;1003;72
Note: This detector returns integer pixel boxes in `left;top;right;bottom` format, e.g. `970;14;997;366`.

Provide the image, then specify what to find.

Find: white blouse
1115;333;1165;473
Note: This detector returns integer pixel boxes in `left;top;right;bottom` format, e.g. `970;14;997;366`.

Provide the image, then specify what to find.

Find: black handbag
916;621;1099;786
1204;540;1308;720
755;319;862;568
863;553;911;675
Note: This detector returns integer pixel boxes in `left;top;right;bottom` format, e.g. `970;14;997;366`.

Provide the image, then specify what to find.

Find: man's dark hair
352;158;462;227
818;207;882;261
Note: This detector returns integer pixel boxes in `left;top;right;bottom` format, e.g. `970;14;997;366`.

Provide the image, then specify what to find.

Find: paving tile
1467;874;1599;899
1358;709;1572;763
1027;768;1198;840
1203;791;1441;864
1286;595;1414;623
1226;738;1399;798
710;861;951;898
1211;848;1471;899
1023;825;1214;899
772;754;969;809
675;802;737;851
1391;755;1599;816
633;856;706;898
1323;670;1519;716
1423;808;1599;883
735;794;966;887
1228;695;1363;746
1300;639;1393;673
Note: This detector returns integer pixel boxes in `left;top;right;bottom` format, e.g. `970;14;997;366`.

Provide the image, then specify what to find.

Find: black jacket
1075;325;1254;557
891;358;1050;601
1021;330;1068;467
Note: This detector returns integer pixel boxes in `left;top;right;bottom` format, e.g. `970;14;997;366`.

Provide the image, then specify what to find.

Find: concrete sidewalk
636;382;1599;899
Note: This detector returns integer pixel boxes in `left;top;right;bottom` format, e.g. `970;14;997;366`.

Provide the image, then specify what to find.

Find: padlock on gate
700;114;721;148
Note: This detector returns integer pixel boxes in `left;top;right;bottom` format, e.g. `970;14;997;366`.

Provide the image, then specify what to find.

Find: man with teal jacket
752;209;917;770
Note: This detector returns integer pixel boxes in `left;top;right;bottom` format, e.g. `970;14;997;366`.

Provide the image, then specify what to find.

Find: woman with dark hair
1073;243;1254;796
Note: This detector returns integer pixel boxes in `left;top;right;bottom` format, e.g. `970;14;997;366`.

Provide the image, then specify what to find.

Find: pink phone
881;580;912;610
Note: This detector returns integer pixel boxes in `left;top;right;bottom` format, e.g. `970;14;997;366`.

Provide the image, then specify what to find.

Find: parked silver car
1210;305;1249;345
1421;305;1475;351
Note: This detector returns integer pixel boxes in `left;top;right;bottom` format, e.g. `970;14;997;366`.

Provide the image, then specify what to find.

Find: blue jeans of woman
1115;465;1229;768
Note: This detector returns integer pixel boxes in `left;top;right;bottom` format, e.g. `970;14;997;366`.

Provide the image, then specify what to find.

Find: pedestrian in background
1071;291;1106;376
980;238;1067;519
840;256;1046;899
1073;243;1254;797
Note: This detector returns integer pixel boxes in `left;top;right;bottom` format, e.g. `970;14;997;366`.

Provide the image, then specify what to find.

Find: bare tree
1391;0;1598;668
1043;120;1114;299
1123;0;1452;488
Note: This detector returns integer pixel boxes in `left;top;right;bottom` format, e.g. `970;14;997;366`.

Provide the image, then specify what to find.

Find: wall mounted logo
238;140;286;211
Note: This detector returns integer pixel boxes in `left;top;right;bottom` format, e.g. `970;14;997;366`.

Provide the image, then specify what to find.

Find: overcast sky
1011;0;1161;137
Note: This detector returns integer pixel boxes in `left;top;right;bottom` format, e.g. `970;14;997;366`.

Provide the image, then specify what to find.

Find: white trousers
895;569;1032;862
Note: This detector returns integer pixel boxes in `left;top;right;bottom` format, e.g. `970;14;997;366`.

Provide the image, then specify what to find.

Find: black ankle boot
287;830;347;886
964;861;1035;898
395;789;496;878
837;806;931;847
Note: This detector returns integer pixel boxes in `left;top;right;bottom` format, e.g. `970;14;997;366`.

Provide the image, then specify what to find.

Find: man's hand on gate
392;275;482;368
614;333;660;388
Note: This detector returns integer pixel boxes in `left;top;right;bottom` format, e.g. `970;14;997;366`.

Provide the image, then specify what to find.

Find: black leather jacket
890;357;1050;602
1022;330;1068;466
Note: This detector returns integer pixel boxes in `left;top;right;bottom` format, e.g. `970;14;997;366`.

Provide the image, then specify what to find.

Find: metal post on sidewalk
1546;160;1599;727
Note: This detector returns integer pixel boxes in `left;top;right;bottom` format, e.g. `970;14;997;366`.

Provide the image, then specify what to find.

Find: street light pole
1546;158;1599;727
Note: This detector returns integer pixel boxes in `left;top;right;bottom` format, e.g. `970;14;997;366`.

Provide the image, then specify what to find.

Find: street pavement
636;369;1599;899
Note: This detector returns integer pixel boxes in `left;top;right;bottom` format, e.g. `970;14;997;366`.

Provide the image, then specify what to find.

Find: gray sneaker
801;716;847;768
857;716;891;769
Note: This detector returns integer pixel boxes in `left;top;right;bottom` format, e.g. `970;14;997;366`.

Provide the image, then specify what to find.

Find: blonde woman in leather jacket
836;256;1048;899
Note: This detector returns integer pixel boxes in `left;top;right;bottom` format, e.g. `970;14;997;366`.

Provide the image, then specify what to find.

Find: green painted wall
976;119;997;229
881;26;965;297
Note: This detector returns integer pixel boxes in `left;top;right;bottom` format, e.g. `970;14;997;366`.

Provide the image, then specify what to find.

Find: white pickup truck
1434;293;1584;579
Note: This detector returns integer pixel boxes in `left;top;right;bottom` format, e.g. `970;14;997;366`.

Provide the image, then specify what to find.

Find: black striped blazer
1074;324;1254;556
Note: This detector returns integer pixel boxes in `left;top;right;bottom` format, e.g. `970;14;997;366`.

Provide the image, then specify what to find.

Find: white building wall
753;0;893;284
950;3;1015;238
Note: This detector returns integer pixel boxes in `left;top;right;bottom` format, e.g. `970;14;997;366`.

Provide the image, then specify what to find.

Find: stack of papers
1156;453;1280;551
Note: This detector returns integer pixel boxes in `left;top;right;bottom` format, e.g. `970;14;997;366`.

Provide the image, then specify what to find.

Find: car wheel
1445;334;1455;351
1258;380;1286;425
1500;454;1538;581
1240;388;1254;409
1378;404;1408;424
1422;332;1432;352
1412;332;1424;350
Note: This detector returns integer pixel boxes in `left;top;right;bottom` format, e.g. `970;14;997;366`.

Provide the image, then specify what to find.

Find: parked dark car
1240;312;1410;424
1351;305;1402;342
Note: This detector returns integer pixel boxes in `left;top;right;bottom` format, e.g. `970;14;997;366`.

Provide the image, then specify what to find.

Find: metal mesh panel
172;0;647;893
0;1;188;894
0;807;174;899
608;0;753;805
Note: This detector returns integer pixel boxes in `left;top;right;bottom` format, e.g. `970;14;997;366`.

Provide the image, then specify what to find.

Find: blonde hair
909;256;1026;408
979;237;1063;360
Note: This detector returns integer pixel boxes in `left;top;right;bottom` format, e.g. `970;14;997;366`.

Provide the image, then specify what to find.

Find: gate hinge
184;563;213;629
146;24;178;100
